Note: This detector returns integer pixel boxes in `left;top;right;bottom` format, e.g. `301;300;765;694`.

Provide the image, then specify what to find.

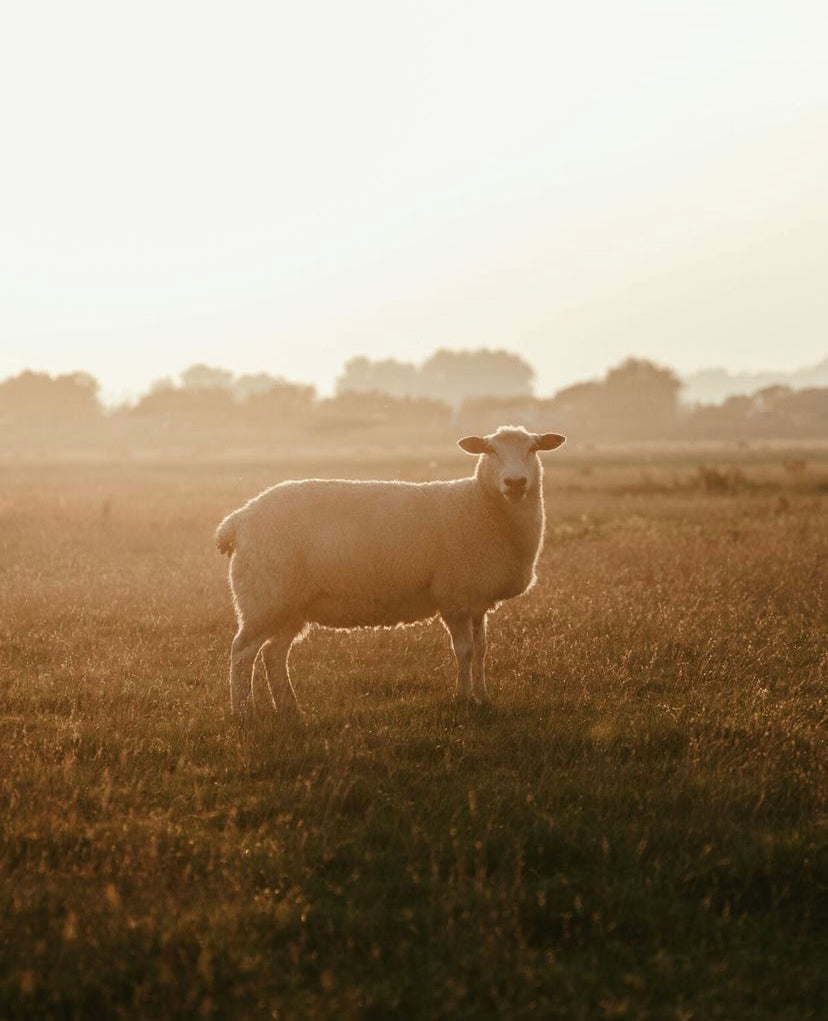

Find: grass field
1;449;826;1020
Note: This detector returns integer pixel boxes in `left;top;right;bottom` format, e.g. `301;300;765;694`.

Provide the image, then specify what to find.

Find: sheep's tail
215;512;238;556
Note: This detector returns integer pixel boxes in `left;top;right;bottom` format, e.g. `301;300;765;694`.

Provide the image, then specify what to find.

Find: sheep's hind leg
471;613;490;704
443;616;474;701
261;629;302;717
229;624;269;719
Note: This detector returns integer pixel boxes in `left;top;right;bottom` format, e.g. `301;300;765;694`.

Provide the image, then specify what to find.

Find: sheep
216;425;565;718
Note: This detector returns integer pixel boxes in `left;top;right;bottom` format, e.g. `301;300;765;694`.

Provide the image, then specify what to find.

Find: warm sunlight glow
2;0;827;401
4;8;827;1014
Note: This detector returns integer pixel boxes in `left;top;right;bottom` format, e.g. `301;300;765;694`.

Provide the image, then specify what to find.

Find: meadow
1;446;826;1020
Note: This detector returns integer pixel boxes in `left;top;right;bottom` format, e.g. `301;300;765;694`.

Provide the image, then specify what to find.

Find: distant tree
728;385;826;438
779;387;828;432
683;394;751;440
543;360;681;441
457;395;548;434
132;382;236;422
383;394;451;428
336;357;419;398
180;364;235;391
0;370;102;422
601;358;681;438
672;382;828;440
548;380;603;418
243;380;316;424
336;357;372;395
747;385;791;437
233;372;285;402
336;349;534;407
419;349;534;406
545;380;604;440
751;384;791;413
316;390;450;433
316;390;391;431
373;359;420;398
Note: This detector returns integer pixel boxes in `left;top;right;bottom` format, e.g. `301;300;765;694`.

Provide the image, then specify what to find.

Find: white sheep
216;425;565;717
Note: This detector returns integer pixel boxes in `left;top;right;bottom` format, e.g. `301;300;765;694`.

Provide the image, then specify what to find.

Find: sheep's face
458;426;566;504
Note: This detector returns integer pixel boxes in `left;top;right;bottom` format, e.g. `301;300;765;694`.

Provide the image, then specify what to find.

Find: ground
1;447;826;1020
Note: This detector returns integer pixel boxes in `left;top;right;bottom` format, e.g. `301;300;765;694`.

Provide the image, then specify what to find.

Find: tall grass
1;456;826;1020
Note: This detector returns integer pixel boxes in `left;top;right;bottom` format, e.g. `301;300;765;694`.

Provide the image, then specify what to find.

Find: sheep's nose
504;475;527;489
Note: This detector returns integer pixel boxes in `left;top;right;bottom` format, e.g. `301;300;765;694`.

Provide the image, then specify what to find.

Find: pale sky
1;0;826;402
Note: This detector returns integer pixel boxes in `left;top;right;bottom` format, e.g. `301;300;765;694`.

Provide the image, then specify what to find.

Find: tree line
1;349;827;447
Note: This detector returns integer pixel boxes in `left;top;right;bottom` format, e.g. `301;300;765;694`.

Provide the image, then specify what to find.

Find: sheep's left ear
533;433;566;451
458;436;490;455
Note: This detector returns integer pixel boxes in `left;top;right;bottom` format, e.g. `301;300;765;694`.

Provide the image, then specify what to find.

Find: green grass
1;455;826;1020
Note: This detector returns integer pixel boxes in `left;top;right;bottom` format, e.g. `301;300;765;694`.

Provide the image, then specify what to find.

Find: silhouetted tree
234;372;286;402
6;349;826;453
544;360;680;441
779;387;828;433
336;357;419;398
457;395;550;434
337;349;534;407
243;380;316;425
316;391;450;433
420;349;534;406
545;380;604;440
0;370;101;422
602;358;681;437
180;364;234;391
132;382;236;422
684;385;828;439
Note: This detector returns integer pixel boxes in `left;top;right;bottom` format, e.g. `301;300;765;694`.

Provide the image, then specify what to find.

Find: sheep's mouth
502;488;527;503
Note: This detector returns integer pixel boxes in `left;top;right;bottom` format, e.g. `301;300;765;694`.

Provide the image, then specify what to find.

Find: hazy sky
2;0;827;401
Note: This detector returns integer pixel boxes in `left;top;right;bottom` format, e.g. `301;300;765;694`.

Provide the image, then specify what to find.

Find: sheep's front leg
471;613;490;703
443;616;474;700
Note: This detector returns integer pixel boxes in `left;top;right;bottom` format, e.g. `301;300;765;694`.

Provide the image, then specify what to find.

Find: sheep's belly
305;587;437;629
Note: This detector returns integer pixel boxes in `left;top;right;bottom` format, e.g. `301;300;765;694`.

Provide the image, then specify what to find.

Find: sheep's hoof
471;696;494;715
274;701;305;723
454;692;492;709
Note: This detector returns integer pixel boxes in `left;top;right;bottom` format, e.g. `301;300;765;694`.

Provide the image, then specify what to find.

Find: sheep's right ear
458;436;490;455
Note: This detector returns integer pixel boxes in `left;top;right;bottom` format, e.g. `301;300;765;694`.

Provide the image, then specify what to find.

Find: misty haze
2;3;827;1020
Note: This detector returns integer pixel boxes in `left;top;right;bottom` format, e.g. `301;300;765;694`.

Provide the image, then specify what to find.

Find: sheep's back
229;476;540;627
235;478;474;627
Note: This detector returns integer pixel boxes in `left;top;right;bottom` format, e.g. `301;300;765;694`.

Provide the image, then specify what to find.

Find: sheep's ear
534;433;566;451
458;436;490;455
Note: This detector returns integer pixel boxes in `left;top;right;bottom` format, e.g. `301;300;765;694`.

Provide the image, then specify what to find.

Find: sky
1;0;827;402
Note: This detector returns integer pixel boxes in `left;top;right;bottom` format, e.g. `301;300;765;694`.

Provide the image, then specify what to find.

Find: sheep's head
458;426;566;504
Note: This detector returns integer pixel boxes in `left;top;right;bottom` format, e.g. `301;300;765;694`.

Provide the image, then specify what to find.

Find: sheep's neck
477;477;545;566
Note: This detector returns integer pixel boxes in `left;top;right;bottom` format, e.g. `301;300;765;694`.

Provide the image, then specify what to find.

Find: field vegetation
1;447;826;1019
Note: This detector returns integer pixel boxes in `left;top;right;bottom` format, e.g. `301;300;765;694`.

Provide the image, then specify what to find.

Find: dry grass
1;451;826;1020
